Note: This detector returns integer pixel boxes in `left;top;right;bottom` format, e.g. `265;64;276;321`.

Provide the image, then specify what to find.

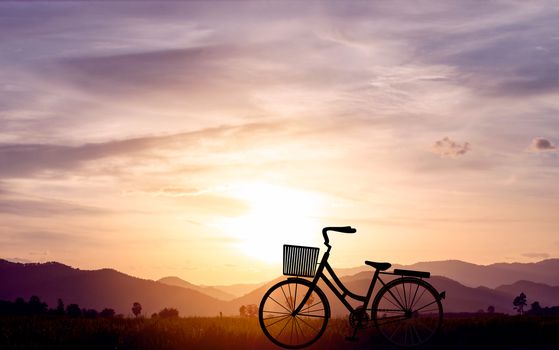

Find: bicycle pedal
345;336;359;342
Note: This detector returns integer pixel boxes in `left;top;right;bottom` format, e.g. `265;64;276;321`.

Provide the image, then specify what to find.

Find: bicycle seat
365;261;391;271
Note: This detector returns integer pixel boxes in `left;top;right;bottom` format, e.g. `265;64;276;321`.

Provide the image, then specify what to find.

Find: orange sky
1;2;558;284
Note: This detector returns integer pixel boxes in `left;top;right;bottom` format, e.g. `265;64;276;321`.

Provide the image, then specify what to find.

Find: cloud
431;137;471;158
0;198;108;217
3;257;34;264
528;137;556;152
522;252;550;259
0;122;285;178
123;187;203;197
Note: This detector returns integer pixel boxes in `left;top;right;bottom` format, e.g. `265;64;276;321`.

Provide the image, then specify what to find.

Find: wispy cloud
0;198;108;217
0;122;286;178
1;1;558;281
522;252;550;259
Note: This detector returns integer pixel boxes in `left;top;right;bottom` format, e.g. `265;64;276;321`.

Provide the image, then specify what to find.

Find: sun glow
219;183;324;262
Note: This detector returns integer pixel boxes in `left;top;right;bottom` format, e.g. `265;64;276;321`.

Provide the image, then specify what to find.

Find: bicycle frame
293;243;391;315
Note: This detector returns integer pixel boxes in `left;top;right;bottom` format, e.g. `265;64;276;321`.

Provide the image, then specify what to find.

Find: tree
55;298;65;316
530;301;542;315
14;297;26;314
513;292;527;315
66;304;81;317
246;304;258;318
487;305;495;314
28;296;48;314
158;308;179;318
100;308;115;318
132;302;142;317
239;305;247;317
82;308;99;319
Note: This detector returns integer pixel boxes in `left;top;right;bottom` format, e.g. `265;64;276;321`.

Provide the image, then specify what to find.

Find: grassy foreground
1;315;558;350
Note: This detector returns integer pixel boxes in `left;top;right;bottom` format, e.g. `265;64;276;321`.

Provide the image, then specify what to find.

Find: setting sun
218;183;324;262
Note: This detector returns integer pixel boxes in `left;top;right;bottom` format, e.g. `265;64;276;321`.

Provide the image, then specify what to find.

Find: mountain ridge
2;258;558;317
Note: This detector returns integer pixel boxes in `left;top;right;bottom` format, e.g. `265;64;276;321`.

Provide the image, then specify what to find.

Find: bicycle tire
371;277;443;347
259;278;330;349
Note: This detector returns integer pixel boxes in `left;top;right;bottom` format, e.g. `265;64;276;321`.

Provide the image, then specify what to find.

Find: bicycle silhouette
259;226;445;349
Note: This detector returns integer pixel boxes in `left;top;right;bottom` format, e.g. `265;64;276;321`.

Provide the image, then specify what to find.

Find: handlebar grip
322;226;357;247
336;226;356;234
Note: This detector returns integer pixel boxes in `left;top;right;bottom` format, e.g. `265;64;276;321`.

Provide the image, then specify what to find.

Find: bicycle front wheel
372;277;443;347
259;278;330;349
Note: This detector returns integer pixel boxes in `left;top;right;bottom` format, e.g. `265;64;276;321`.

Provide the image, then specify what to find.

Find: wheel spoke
288;283;293;309
276;316;292;339
260;280;328;349
414;299;438;313
296;312;327;318
393;282;406;309
389;319;404;342
298;307;325;314
411;322;424;344
373;279;442;348
376;308;406;313
263;310;291;316
294;281;298;311
264;313;291;321
296;314;320;333
381;291;404;311
265;314;291;328
294;317;306;339
376;315;408;326
268;295;292;314
303;299;323;312
402;281;408;309
410;286;428;310
279;286;292;311
409;282;421;310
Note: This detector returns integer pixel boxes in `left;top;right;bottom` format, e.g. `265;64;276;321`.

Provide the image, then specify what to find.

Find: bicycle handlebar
322;226;356;247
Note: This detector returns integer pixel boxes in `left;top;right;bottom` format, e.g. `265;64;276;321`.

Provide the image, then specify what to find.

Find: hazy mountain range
1;258;558;317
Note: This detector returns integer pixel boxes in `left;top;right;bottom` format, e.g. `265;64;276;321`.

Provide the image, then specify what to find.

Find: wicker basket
283;245;320;277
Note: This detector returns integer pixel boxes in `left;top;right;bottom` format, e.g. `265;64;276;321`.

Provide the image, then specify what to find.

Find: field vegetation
1;314;558;350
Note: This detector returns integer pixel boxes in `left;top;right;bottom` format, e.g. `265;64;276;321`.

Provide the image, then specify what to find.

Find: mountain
158;277;236;301
0;259;233;316
230;273;520;316
212;282;266;298
495;280;559;307
157;276;264;300
3;258;559;317
393;259;559;288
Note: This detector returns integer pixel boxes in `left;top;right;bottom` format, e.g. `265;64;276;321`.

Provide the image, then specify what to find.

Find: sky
1;1;558;285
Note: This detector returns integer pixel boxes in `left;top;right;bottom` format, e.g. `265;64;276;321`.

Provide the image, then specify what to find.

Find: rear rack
392;268;430;279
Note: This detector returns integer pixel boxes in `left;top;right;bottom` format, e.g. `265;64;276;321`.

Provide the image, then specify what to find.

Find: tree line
0;296;180;319
512;292;559;316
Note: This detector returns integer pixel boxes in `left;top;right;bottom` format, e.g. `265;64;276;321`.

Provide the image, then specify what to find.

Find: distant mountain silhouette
2;258;558;317
337;259;559;288
158;276;237;301
393;259;559;288
495;280;559;308
158;276;265;300
0;259;232;316
230;273;520;316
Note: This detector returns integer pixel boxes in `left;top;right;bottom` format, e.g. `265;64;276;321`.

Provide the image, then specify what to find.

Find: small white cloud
528;137;556;152
431;137;471;158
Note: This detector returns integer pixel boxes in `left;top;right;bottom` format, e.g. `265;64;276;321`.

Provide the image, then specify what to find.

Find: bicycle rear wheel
259;278;330;349
372;277;443;347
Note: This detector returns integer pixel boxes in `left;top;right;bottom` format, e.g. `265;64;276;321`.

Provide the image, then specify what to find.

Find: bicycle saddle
365;261;391;271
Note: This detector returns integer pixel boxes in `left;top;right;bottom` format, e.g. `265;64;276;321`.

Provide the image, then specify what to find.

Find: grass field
1;314;558;350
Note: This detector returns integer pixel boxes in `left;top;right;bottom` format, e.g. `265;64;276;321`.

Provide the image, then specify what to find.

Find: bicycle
259;226;445;349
